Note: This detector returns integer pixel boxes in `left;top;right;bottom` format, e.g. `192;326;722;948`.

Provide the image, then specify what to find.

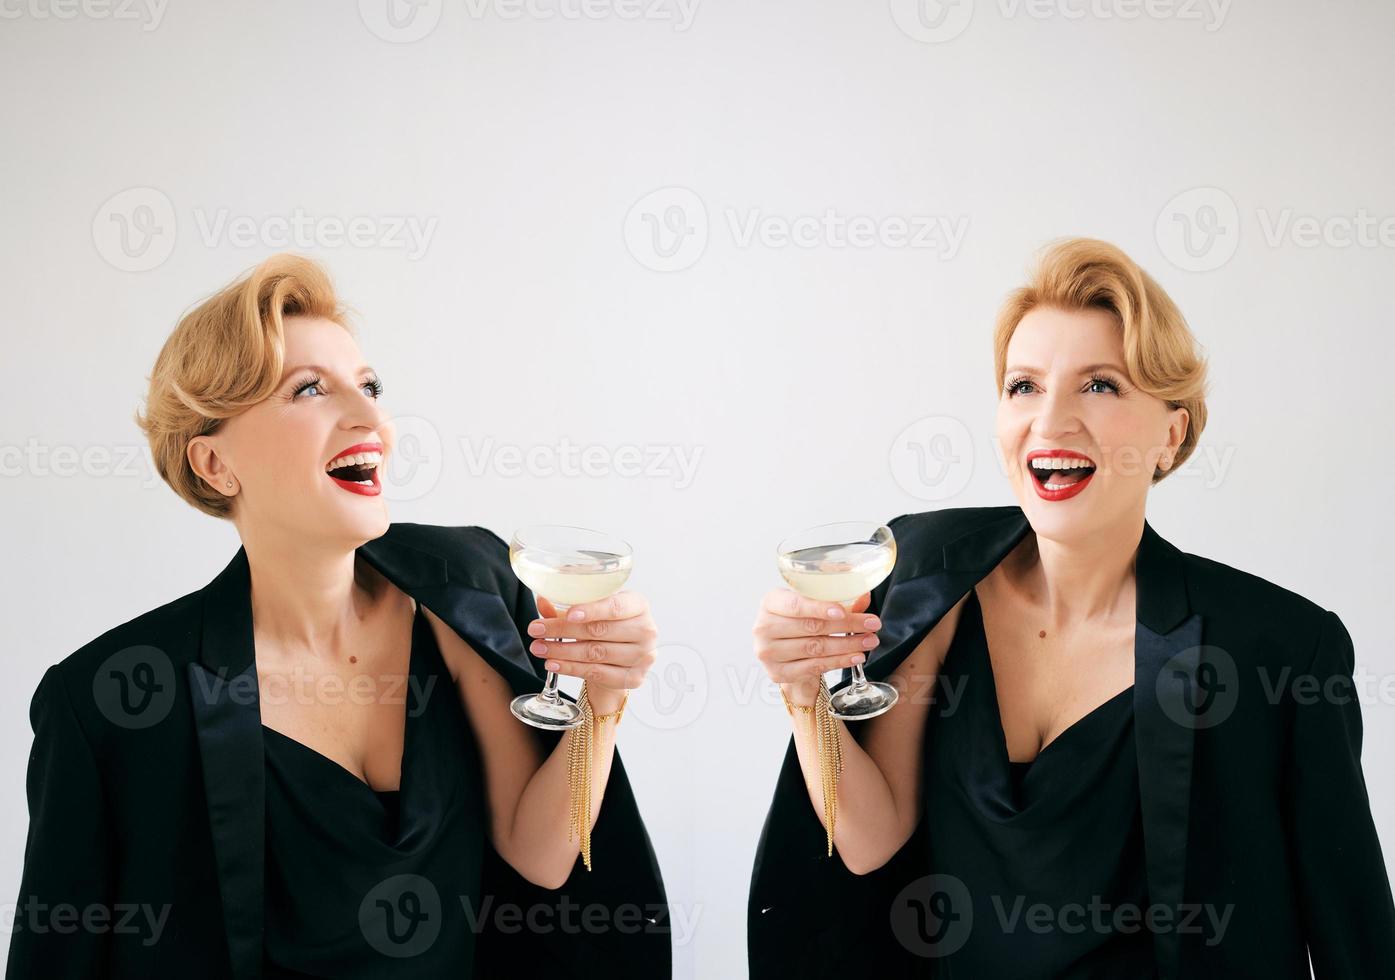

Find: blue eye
291;375;384;400
1004;374;1123;397
291;376;323;399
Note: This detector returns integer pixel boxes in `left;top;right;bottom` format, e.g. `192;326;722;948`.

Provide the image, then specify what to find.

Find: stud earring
225;480;233;489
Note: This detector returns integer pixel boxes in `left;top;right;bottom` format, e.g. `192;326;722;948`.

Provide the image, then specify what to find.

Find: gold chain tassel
782;677;845;857
565;682;597;871
563;683;629;873
813;676;844;857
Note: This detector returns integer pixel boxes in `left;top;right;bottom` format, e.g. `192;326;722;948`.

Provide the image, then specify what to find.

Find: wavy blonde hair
134;254;354;518
993;237;1210;484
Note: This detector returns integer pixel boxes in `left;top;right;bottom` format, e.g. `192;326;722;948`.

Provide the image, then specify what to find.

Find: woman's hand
525;592;658;711
753;589;882;707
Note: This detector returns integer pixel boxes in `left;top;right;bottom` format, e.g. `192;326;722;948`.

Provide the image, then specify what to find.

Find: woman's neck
998;515;1143;630
240;530;383;660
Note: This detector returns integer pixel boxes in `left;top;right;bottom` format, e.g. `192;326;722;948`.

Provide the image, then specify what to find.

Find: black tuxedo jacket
748;505;1395;979
7;523;671;979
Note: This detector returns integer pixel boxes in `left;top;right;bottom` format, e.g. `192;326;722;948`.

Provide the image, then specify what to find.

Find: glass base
510;691;584;730
828;680;899;720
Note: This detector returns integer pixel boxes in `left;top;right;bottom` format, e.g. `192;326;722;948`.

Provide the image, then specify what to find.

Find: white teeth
325;451;382;473
1029;456;1094;470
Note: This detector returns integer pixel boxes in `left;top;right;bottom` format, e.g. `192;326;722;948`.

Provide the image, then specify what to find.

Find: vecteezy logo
628;643;707;731
1157;643;1238;730
358;0;443;42
92;645;176;729
889;415;975;501
92;187;178;272
360;873;441;957
1182;663;1221;714
378;415;443;502
890;873;974;957
888;0;975;43
623;186;708;272
1155;186;1240;272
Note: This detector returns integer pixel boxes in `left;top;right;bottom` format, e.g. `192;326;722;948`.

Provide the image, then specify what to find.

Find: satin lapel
851;507;1201;980
187;545;264;980
187;525;544;980
858;509;1033;686
1131;520;1202;980
357;531;547;699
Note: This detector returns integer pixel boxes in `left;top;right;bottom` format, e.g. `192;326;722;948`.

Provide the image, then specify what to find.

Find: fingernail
530;641;547;655
546;661;560;671
851;654;866;664
864;617;880;630
527;622;545;636
862;634;878;649
826;606;844;618
568;608;586;621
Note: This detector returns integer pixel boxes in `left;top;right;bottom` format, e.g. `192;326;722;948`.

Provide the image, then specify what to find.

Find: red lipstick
1025;448;1096;503
326;442;384;497
328;442;383;462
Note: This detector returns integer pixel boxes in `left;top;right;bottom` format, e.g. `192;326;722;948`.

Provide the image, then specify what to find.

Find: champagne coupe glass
508;525;634;730
776;521;898;720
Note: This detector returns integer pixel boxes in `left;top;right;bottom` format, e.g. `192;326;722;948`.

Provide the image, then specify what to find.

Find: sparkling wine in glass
508;525;634;730
776;521;898;720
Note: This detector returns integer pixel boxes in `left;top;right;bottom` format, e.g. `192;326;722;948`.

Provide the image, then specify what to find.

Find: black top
748;507;1395;980
8;523;672;980
920;588;1157;977
260;601;488;978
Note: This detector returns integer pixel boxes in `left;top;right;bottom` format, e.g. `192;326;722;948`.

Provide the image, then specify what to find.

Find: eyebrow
280;363;376;383
1004;362;1128;376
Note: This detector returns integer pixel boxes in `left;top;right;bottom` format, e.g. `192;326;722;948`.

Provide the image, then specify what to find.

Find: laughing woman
748;238;1395;978
7;255;669;980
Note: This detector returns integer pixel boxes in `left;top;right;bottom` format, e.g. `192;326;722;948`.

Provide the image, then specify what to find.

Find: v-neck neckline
261;723;407;796
969;586;1135;770
260;598;422;796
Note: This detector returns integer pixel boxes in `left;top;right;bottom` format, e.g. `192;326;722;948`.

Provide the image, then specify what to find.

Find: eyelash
1003;373;1124;397
290;374;385;400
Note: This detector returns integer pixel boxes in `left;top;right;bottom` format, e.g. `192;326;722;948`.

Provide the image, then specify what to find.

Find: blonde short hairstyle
134;254;354;518
992;237;1210;484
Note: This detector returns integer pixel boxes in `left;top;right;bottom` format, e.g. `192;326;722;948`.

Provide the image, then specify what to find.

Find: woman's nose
1029;389;1080;438
339;389;388;430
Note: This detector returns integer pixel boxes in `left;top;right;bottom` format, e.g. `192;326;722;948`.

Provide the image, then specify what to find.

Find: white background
3;1;1394;977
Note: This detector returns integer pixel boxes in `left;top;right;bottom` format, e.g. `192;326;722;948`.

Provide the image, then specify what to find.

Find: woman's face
195;315;395;547
995;305;1188;542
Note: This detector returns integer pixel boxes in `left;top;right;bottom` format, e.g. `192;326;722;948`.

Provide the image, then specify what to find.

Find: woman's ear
187;436;233;494
1164;405;1190;466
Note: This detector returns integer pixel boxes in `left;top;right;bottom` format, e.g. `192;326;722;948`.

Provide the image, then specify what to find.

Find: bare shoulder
418;602;505;691
856;588;973;838
882;590;971;723
416;596;540;784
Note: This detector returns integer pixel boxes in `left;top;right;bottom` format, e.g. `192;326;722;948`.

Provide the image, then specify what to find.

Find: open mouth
325;447;383;494
1028;454;1096;490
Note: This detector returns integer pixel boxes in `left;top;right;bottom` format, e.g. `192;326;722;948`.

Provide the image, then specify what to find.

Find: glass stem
539;669;562;703
835;601;866;691
848;661;871;691
538;601;571;704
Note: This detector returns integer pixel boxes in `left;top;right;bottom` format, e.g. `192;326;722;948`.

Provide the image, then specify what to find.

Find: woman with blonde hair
748;237;1395;977
7;255;670;979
